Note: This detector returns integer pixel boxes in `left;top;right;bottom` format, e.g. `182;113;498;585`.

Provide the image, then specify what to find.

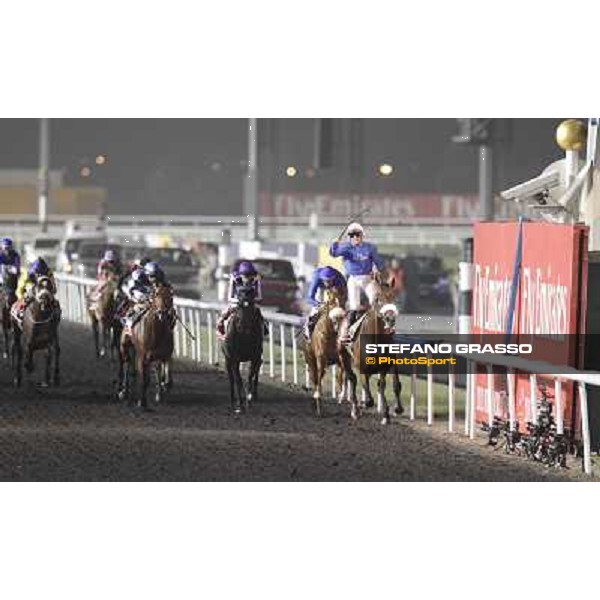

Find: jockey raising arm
329;222;383;325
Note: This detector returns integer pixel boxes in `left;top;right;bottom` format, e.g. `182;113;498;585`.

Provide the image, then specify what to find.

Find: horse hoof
247;393;253;403
117;390;127;402
394;405;404;416
2;352;8;360
364;399;375;409
99;349;106;358
13;377;21;388
381;417;390;426
38;382;49;389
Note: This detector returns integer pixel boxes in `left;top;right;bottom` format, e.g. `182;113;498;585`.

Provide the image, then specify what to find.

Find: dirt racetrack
0;323;591;481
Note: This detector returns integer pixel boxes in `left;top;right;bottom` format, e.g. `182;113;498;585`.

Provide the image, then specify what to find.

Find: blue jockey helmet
144;261;161;277
31;257;49;275
1;237;13;249
320;266;338;282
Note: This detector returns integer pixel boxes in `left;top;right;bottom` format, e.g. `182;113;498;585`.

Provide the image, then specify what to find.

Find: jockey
13;257;57;321
216;260;263;338
0;237;21;286
304;265;347;339
97;249;122;281
121;267;152;330
329;222;384;328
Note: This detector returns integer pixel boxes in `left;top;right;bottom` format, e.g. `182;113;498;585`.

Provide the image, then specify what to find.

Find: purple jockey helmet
238;261;257;277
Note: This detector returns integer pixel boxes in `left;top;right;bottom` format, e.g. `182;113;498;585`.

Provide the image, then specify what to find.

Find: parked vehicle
146;247;201;298
56;232;107;274
72;241;122;279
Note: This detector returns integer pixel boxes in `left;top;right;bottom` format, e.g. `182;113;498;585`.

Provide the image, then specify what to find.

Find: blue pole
505;217;525;341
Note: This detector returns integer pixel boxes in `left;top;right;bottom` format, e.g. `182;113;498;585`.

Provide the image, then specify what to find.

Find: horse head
328;306;346;334
234;284;260;334
379;303;398;333
151;284;174;323
34;277;55;315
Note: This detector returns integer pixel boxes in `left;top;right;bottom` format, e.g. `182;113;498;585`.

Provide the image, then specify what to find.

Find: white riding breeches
347;275;375;310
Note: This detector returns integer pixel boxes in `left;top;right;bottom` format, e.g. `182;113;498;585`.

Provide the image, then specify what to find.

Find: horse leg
91;316;100;358
336;358;346;404
340;350;358;420
164;359;173;391
98;319;107;358
43;346;52;387
225;358;238;412
138;356;151;410
2;314;9;360
313;357;327;417
25;344;34;374
378;373;390;425
53;329;61;386
154;362;163;404
234;361;245;411
393;367;404;415
247;358;261;405
362;373;375;408
117;342;127;401
12;327;22;387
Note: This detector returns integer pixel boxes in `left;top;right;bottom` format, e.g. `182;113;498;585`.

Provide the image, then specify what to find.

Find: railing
55;273;599;476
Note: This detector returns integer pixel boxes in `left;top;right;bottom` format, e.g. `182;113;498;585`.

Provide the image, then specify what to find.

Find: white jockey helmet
347;222;364;235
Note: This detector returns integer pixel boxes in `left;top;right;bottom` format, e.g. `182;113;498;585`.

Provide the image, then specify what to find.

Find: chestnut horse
11;276;61;388
303;288;346;416
88;275;119;358
0;267;18;359
117;284;174;409
338;276;403;424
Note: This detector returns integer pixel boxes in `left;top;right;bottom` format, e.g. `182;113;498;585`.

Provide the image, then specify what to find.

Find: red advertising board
472;222;588;431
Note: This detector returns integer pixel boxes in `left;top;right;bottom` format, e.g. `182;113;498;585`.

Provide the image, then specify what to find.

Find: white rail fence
56;274;599;476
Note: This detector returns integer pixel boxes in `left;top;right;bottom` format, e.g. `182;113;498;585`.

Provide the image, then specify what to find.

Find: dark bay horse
118;284;175;409
11;276;61;388
338;277;403;424
88;275;118;358
221;284;263;414
0;267;19;359
304;288;346;416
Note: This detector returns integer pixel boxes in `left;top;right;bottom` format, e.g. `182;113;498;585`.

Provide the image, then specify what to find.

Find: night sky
0;118;565;215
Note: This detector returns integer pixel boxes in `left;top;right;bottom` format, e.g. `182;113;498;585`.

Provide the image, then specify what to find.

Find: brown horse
338;276;403;424
221;282;264;414
0;267;19;360
304;288;346;416
88;275;118;358
11;276;61;388
117;284;175;409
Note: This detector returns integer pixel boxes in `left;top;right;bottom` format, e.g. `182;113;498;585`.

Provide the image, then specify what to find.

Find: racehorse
338;276;403;424
221;283;264;414
11;276;61;388
0;266;19;359
88;274;118;358
303;287;346;416
117;283;175;409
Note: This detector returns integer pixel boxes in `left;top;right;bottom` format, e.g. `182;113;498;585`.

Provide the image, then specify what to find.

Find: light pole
245;118;259;240
38;118;50;233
